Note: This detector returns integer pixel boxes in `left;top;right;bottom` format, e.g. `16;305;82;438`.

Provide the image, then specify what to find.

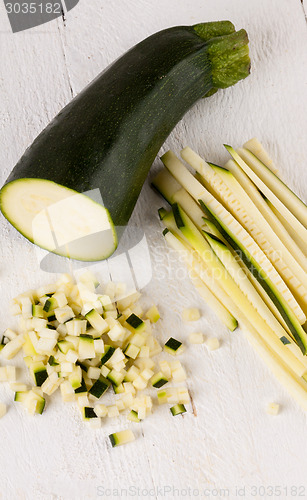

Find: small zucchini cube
125;313;145;333
206;338;220;351
164;337;184;356
107;369;125;387
151;371;168;388
124;343;140;359
30;361;48;387
182;308;200;322
145;305;160;323
89;375;111;399
85;309;108;334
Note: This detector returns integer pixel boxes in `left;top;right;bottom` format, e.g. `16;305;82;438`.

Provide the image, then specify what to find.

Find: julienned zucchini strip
237;146;307;229
180;147;307;310
165;204;307;375
226;146;307;241
0;23;250;262
161;225;238;331
243;138;278;174
161;211;307;410
203;231;307;372
235;307;307;412
161;152;307;343
223;158;307;272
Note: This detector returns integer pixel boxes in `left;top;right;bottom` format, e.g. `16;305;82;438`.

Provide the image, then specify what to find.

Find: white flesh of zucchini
162;151;305;325
228;146;307;239
0;179;117;261
180;148;307;310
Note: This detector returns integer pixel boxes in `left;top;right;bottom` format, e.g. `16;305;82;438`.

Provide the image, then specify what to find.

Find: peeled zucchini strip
161;151;306;326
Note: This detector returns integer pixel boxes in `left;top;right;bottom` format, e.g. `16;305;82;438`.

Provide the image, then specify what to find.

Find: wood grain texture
0;0;307;498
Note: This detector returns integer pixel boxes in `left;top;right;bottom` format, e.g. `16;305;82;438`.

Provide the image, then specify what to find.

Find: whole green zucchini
0;21;250;261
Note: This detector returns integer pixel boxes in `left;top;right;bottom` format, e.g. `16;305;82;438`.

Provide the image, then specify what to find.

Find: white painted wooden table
0;1;307;498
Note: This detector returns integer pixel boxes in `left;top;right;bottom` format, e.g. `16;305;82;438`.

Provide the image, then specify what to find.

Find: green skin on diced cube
14;391;28;402
34;369;48;387
165;337;182;352
107;370;124;387
109;434;117;447
89;376;111;398
47;313;56;322
58;340;73;354
101;346;115;365
280;336;291;345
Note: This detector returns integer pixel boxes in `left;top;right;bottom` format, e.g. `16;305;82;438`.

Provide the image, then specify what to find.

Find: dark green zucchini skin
2;22;250;228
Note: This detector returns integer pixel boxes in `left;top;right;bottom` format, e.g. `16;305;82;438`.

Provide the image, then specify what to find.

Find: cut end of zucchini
0;179;117;261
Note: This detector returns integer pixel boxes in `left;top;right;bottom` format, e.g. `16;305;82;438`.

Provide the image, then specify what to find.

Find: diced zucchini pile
153;138;307;412
0;272;190;441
